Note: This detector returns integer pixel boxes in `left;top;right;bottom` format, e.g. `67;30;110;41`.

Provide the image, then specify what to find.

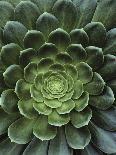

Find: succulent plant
0;0;116;154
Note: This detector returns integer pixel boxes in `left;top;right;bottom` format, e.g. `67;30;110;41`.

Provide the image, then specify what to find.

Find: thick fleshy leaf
81;143;104;155
53;0;78;32
84;72;105;95
18;99;38;119
85;46;104;70
1;89;18;113
24;62;38;83
89;86;115;110
15;79;31;100
72;80;83;99
31;0;56;13
107;79;116;96
92;106;116;131
0;1;14;27
0;28;3;49
55;53;72;65
38;43;58;60
36;12;59;39
49;63;65;72
67;44;87;63
48;110;70;127
0;108;20;135
23;138;48;155
65;124;91;149
30;85;44;102
0;138;24;155
33;101;52;115
1;43;22;67
48;127;72;155
58;90;74;102
70;107;92;128
92;0;116;30
24;30;45;50
14;1;40;29
103;28;116;55
34;73;43;90
76;62;93;84
19;48;37;67
41;86;53;99
38;58;54;73
8;117;35;144
33;115;57;140
0;70;6;94
84;22;106;47
70;29;89;47
74;91;89;112
98;54;116;81
57;99;75;114
3;65;23;87
4;21;27;47
48;28;71;51
64;64;78;81
73;0;97;28
89;122;116;154
44;98;62;108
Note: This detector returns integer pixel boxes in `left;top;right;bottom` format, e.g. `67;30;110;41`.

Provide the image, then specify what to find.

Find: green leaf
1;89;18;113
58;90;74;102
73;0;97;28
48;110;70;127
76;62;93;84
0;1;14;27
38;43;58;60
107;79;116;96
24;62;38;83
33;115;57;140
3;65;23;87
85;46;104;70
89;86;115;110
64;64;78;81
1;43;22;67
70;107;92;128
48;127;72;155
81;143;104;155
57;99;75;114
103;28;116;55
14;1;40;29
18;99;38;119
84;72;105;95
74;91;89;112
89;122;116;154
34;73;43;90
44;98;62;108
24;30;45;50
15;79;31;100
38;58;54;73
33;101;52;115
0;138;24;155
0;108;20;135
70;29;89;47
67;44;87;63
0;28;3;50
23;138;48;155
36;12;59;39
48;28;71;51
92;0;116;30
84;22;106;47
4;21;27;47
92;106;116;131
53;0;78;32
41;86;53;99
65;124;91;149
30;85;44;102
49;63;65;72
31;0;56;13
98;54;116;81
72;80;83;99
8;117;35;144
19;48;37;67
55;53;72;65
